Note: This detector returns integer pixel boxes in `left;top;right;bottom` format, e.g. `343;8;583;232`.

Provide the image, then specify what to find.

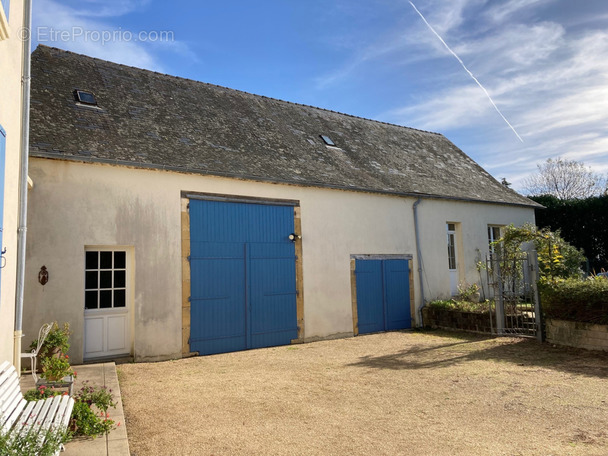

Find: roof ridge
36;44;442;137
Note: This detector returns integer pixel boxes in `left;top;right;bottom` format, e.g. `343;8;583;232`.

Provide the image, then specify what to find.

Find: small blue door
355;258;411;334
189;199;298;355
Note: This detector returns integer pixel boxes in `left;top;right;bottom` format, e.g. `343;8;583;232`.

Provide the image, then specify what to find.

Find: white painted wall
24;158;535;363
0;2;24;364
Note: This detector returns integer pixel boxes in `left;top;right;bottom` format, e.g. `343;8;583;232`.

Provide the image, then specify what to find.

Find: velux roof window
320;135;335;146
74;89;98;106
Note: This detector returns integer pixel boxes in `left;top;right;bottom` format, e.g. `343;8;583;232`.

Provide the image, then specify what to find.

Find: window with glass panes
488;226;502;255
447;223;457;270
85;250;127;309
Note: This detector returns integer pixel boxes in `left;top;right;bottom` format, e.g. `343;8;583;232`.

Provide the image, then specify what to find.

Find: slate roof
29;45;539;207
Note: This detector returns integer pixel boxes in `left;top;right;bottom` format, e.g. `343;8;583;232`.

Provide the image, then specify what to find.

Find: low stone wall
422;307;493;334
545;318;608;352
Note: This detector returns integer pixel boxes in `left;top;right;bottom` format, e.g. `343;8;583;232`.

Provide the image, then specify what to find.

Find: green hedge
531;194;608;272
540;277;608;324
427;299;490;314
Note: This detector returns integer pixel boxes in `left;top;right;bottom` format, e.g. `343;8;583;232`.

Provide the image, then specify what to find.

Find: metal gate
485;250;543;341
355;258;411;334
189;199;298;355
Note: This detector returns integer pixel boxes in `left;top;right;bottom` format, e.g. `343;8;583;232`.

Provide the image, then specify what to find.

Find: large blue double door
189;199;298;355
355;258;411;334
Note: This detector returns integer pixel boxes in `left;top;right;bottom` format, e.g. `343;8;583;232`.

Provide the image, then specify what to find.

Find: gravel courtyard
118;331;608;456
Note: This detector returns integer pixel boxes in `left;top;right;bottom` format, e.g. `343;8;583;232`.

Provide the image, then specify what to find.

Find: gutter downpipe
13;0;33;374
413;198;426;327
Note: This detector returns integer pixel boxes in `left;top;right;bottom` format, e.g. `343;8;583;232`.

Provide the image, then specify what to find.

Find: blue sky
32;0;608;191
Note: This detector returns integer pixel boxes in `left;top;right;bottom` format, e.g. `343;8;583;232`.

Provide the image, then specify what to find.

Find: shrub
23;385;64;401
427;299;491;314
70;401;115;437
69;382;117;438
74;381;116;411
498;224;585;280
0;427;70;456
456;283;480;302
540;276;608;324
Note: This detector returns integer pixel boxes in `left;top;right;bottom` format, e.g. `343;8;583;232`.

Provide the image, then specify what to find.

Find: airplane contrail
409;1;524;142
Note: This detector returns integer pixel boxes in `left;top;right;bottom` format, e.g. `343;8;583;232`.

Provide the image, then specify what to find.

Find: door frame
83;245;134;360
180;191;305;356
446;223;460;296
350;254;414;336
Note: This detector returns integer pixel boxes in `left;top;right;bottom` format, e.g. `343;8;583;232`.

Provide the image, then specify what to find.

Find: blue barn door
355;258;411;335
189;199;298;355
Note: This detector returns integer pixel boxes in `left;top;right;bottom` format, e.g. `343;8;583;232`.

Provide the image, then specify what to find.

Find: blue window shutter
0;125;5;302
1;0;9;20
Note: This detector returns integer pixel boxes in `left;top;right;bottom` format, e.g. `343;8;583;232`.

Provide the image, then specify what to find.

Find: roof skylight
320;135;335;146
74;89;97;106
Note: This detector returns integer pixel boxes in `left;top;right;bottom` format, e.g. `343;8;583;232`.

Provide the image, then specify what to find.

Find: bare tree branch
522;158;606;200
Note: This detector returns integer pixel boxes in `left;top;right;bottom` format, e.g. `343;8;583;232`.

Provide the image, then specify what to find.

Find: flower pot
35;347;63;373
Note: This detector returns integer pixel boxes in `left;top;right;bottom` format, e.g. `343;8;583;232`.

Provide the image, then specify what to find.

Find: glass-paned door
84;248;131;359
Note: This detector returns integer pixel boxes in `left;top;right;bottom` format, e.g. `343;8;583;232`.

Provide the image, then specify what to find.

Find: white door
447;223;458;296
84;249;131;359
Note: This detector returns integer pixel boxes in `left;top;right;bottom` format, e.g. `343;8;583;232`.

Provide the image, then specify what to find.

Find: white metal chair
20;323;52;381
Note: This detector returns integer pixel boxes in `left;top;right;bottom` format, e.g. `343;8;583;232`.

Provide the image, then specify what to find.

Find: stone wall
422;307;493;334
546;319;608;352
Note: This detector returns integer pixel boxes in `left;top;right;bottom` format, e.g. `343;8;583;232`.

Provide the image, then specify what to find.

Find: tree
522;158;606;200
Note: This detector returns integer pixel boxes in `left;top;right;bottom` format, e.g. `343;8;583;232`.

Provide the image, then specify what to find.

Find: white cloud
454;22;565;70
385;85;491;130
68;0;151;18
417;0;484;35
483;0;555;24
33;0;193;73
377;2;608;185
313;0;486;89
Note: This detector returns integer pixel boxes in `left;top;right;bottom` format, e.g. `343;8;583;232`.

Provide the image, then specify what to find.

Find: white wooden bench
0;361;74;455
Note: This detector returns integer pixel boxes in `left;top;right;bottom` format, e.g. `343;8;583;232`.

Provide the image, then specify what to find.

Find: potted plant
29;321;71;361
40;352;75;382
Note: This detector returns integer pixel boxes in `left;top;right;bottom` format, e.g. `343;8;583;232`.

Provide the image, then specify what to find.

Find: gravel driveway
118;331;608;456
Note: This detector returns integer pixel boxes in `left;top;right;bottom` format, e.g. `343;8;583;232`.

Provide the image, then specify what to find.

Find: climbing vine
496;224;585;281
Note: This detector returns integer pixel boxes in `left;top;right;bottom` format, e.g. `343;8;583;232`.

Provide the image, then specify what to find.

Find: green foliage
23;385;63;401
74;381;116;412
499;224;585;280
539;276;608;324
29;322;71;359
69;382;118;438
0;427;70;456
70;401;115;437
41;352;75;381
531;194;608;272
428;299;491;314
456;283;480;302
